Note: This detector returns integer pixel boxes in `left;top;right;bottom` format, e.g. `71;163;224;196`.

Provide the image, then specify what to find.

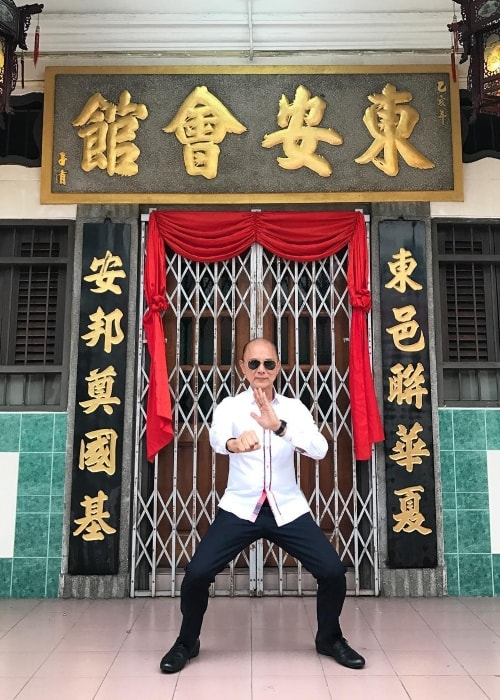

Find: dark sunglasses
247;359;277;371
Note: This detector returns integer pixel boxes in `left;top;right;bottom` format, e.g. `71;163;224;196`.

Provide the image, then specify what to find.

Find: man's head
240;338;280;397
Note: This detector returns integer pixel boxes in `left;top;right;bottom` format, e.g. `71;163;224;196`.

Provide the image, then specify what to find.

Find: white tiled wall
0;452;19;558
487;450;500;555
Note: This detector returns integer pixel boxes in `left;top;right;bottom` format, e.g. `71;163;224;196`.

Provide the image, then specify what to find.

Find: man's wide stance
160;338;365;673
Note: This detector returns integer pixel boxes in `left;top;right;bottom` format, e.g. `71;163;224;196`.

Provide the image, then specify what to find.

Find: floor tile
175;675;252;700
107;650;164;677
400;675;489;699
0;596;499;698
180;649;252;677
15;676;103;700
452;649;500;675
434;627;500;651
0;652;50;678
0;677;28;700
33;651;116;678
384;649;468;675
252;675;331;700
94;674;178;700
252;649;324;677
373;627;447;651
325;675;410;699
251;624;313;651
472;675;500;699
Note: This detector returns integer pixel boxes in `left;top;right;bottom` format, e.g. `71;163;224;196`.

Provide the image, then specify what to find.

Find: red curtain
143;210;384;462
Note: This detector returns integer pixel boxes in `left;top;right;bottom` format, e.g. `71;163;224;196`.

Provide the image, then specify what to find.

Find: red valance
143;210;384;462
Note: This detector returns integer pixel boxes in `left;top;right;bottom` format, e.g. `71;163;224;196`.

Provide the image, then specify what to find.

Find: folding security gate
131;214;379;596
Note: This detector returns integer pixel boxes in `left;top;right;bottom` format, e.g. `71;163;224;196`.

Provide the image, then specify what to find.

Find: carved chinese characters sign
379;220;438;568
69;223;130;575
41;66;463;204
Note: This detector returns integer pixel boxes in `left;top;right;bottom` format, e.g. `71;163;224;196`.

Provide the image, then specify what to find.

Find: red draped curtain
143;210;384;462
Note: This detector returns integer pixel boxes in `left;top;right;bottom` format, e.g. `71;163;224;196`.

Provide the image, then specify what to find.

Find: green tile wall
2;408;497;598
440;408;500;597
0;412;67;598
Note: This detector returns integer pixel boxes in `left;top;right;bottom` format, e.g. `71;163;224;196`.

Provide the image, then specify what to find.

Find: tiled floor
1;596;500;699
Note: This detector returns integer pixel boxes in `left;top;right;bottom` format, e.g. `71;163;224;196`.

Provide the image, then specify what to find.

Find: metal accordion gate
131;214;379;597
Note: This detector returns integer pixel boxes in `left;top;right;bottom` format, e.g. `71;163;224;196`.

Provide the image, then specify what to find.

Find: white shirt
209;387;328;526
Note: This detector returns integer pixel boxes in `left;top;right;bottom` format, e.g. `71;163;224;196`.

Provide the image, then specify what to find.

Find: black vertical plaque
380;220;438;568
68;223;130;574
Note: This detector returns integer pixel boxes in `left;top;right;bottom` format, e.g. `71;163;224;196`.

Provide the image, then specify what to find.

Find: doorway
131;214;378;596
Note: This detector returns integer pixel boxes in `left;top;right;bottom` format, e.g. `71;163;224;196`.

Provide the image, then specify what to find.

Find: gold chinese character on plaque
388;362;428;409
81;307;124;353
262;85;343;177
73;490;117;541
385;248;423;294
393;485;432;535
72;90;148;176
164;85;247;180
79;365;121;416
79;428;118;476
386;305;425;352
83;250;126;295
355;83;435;176
389;421;430;473
56;170;68;185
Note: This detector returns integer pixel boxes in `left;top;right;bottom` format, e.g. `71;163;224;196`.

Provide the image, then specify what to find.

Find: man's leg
260;510;345;642
160;508;262;673
178;508;259;643
259;509;364;669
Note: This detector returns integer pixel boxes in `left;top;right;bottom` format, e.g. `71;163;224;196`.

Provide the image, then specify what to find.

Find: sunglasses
247;359;277;371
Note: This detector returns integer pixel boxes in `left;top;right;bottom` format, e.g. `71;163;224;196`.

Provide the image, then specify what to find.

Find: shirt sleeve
209;397;235;454
281;400;329;460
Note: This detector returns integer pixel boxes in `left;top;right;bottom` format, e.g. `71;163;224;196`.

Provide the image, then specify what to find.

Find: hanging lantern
0;1;43;114
449;0;500;119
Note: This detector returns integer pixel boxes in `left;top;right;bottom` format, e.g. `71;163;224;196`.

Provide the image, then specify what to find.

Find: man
160;337;365;673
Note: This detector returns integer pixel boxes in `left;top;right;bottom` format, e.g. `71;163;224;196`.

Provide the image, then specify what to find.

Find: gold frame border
41;64;464;204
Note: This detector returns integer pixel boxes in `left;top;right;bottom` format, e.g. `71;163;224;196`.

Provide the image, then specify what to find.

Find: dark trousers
178;506;346;646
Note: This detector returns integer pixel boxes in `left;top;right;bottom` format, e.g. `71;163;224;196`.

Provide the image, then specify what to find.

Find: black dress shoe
316;637;365;669
160;638;200;673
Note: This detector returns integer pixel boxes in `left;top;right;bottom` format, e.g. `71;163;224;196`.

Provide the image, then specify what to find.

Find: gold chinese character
262;85;343;177
81;307;124;353
79;366;121;415
79;428;118;476
389;421;430;473
73;490;117;541
58;152;67;166
385;248;423;293
57;170;67;185
386;305;425;352
393;485;432;535
164;85;247;180
388;362;428;409
355;83;435;176
83;250;126;295
72;90;148;176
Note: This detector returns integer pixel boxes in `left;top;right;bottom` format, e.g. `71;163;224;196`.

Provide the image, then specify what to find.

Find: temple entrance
131;214;378;596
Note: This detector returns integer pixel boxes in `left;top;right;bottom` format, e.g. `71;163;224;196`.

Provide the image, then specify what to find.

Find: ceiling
10;0;465;85
31;1;456;55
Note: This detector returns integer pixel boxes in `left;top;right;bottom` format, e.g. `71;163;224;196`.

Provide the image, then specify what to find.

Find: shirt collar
243;386;281;405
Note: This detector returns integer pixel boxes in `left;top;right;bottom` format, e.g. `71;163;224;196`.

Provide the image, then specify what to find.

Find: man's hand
250;388;281;432
227;430;261;453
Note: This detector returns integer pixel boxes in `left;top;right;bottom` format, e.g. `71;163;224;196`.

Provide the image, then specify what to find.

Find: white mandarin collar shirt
209;387;328;526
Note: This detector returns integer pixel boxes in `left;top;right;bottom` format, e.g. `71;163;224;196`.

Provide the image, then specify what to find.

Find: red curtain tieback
150;294;168;313
350;289;372;313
